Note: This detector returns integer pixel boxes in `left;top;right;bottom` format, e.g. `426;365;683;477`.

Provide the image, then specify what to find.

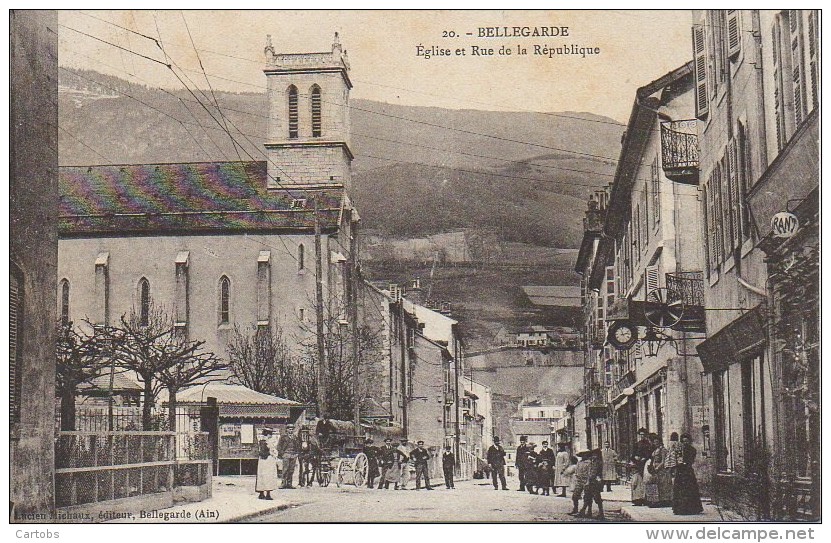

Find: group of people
630;428;703;515
255;415;339;498
363;437;454;490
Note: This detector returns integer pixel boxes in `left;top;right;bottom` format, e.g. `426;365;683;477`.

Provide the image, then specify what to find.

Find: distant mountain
58;67;622;248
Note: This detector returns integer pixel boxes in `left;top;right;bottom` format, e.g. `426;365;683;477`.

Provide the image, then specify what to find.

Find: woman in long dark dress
673;433;704;515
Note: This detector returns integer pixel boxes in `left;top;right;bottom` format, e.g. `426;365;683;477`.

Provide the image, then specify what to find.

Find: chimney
406;277;424;305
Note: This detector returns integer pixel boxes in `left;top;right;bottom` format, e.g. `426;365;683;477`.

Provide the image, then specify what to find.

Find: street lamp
641;327;673;357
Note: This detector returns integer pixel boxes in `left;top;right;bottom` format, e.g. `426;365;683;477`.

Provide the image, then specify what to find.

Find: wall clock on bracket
608;320;638;350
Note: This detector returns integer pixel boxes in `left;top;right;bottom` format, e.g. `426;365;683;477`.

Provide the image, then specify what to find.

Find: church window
288;85;299;139
219;276;231;325
298;243;305;271
311;85;322;137
139;277;150;326
60;279;70;326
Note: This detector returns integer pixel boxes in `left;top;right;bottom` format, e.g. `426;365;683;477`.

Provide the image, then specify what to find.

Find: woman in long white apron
256;428;279;499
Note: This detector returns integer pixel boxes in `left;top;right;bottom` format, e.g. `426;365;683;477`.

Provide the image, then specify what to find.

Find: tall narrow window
219;276;230;325
139;278;150;326
60;279;70;326
311;85;322;137
298;243;305;271
287;85;299;139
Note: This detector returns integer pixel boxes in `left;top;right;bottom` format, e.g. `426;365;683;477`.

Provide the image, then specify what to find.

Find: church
58;34;359;365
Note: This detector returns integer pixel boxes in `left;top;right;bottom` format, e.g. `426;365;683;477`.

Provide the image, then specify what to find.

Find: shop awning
696;304;766;373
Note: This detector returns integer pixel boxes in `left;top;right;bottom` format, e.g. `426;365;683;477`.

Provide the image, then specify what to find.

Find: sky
57;9;694;123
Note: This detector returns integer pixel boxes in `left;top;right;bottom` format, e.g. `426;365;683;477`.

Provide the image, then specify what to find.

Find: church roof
59;161;345;236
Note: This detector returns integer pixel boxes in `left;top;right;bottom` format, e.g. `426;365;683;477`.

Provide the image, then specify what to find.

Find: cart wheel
335;459;346;487
353;453;368;487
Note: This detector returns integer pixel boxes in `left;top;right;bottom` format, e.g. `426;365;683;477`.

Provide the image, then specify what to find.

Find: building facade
578;63;711;491
692;9;819;520
57;35;359;401
10;9;59;518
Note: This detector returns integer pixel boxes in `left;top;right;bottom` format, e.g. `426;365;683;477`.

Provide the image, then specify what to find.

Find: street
251;477;626;522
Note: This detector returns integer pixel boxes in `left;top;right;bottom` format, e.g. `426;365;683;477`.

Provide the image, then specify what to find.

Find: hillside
57;67;621;348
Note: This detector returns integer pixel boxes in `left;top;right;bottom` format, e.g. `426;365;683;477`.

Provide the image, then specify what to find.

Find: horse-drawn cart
300;419;402;488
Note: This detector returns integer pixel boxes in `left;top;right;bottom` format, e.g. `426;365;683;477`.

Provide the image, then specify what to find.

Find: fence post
200;397;219;476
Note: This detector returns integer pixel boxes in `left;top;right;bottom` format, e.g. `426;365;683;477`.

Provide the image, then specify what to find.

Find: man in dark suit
441;445;456;489
364;438;379;488
486;436;508;490
410;440;433;490
535;440;556;496
378;438;395;490
516;435;530;491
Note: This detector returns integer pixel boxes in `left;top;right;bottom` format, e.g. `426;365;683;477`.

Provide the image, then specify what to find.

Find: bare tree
226;323;310;402
156;342;227;433
55;321;110;430
103;301;221;430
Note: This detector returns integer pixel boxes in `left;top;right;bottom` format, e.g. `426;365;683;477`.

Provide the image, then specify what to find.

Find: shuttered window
736;123;751;242
10;270;23;425
720;154;733;260
772;19;786;150
311;85;322;137
726;10;741;58
693;23;709;119
728;140;741;250
807;11;818;111
288;85;299;139
702;183;711;277
790;11;807;127
651;155;661;227
645;264;660;296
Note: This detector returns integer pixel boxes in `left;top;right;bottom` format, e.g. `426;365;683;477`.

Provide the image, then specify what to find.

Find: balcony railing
661;120;699;183
666;271;705;306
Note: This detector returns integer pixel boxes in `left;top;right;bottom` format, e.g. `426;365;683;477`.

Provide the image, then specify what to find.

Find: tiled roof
521;285;582;307
177;382;301;406
59;161;344;236
78;372;143;392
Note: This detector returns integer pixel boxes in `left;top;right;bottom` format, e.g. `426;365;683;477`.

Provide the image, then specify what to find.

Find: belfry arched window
311;85;322;137
138;277;150;326
219;276;231;325
287;85;299;139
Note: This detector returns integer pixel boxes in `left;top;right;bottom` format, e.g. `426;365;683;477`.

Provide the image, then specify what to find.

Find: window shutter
720;155;732;261
10;272;22;424
702;183;711;277
728;140;741;250
645;265;660;295
808;11;818;110
652;156;661;226
693;24;709;119
736;125;751;241
727;10;741;58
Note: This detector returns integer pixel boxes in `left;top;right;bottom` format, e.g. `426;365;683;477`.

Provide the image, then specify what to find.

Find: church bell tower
263;32;353;189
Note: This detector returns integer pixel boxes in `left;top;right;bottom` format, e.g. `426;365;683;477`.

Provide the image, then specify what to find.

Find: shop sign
771;212;799;238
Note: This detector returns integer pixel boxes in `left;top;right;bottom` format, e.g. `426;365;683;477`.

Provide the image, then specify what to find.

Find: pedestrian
396;437;413;489
535;441;555;496
666;432;681;475
411;440;433;490
277;423;301;489
631;427;652;506
601;441;618;491
315;413;336;451
441;445;456;489
561;456;578;497
672;434;703;515
568;450;592;516
553;443;571;497
378;438;396;490
516;435;530;491
579;449;604;519
486;436;508;490
525;443;539;494
255;427;278;500
364;438;380;488
649;433;673;507
644;433;660;507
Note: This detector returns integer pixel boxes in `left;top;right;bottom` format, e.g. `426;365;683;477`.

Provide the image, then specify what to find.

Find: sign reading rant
771;212;799;238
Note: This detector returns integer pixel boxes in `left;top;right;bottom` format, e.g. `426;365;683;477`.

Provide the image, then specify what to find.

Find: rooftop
177;382;301;406
59;161;344;236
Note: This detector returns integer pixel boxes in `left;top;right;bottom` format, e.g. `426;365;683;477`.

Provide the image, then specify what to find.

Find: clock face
615;326;633;344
